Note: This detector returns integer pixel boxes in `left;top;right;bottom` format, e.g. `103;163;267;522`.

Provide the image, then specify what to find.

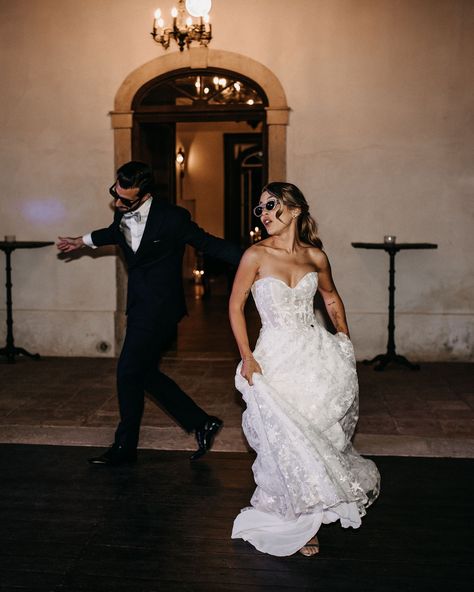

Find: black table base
0;345;40;363
352;241;437;372
0;241;54;363
363;352;419;372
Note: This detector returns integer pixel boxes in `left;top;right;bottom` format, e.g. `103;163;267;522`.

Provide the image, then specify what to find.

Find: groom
58;161;242;465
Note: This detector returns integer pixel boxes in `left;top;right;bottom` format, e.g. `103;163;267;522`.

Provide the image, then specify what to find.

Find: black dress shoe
88;444;137;466
190;416;223;461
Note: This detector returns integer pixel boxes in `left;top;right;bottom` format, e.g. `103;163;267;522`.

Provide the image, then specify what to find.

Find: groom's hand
241;356;262;386
57;236;85;253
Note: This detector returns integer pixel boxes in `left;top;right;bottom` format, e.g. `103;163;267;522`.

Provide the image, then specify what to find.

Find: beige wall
0;0;472;360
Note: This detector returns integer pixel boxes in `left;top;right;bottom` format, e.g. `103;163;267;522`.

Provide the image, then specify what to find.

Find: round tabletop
0;241;55;250
351;242;437;250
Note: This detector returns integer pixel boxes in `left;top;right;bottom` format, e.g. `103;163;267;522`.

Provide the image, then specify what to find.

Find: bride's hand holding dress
240;355;262;386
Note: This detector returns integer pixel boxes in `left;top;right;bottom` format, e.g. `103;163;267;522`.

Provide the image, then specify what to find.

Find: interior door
133;121;176;203
224;133;264;248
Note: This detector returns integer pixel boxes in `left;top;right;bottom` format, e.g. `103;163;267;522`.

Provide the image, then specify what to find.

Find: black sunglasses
253;197;280;218
109;184;143;208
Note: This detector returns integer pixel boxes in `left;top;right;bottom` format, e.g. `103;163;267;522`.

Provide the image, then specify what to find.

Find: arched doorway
131;67;268;250
110;48;289;350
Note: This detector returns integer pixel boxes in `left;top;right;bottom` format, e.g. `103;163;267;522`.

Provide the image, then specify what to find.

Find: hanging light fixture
151;0;212;52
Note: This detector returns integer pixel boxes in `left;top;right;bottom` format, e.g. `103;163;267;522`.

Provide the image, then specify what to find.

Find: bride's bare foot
298;536;319;557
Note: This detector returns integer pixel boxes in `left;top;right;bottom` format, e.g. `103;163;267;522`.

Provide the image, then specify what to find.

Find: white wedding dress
231;272;380;556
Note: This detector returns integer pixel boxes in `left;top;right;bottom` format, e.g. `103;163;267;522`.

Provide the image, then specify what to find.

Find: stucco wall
0;0;472;359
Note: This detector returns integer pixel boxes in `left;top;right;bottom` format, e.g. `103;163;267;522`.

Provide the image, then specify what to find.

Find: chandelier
151;0;212;52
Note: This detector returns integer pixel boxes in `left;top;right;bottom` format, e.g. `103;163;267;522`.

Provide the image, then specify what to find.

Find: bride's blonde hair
262;182;323;248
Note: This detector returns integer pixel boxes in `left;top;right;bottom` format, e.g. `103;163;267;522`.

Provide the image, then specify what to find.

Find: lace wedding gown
231;272;380;556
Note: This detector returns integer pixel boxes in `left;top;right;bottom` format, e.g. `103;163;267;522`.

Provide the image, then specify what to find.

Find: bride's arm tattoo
315;252;350;336
325;297;347;333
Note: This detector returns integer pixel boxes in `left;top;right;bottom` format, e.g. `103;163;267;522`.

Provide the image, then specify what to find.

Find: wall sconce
176;147;185;177
176;148;185;201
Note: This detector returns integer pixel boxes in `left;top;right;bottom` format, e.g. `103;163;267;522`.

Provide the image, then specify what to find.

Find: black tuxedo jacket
91;197;242;325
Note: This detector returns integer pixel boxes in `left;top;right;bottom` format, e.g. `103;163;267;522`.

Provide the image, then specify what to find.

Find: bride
229;182;380;557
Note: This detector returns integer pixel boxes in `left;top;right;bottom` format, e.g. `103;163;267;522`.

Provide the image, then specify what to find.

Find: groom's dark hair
116;161;154;197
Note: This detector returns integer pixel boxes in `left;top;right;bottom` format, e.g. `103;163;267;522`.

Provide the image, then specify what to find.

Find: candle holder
151;0;212;52
249;226;262;244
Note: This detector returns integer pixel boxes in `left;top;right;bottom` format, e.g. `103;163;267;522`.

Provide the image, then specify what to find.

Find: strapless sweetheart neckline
253;271;318;290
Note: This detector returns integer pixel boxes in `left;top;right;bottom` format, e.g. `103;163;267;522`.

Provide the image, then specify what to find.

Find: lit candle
153;8;161;33
171;6;178;28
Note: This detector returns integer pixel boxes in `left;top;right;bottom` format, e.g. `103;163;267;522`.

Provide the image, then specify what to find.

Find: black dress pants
114;318;208;450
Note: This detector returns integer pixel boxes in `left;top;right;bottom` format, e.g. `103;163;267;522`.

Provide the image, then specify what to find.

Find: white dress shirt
83;197;153;254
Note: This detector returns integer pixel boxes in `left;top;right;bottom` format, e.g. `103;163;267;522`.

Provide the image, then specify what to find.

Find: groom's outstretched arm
57;212;121;253
57;224;117;252
90;222;120;248
57;235;86;252
177;207;242;266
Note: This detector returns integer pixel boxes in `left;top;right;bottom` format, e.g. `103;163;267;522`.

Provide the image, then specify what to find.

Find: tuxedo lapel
135;196;168;257
115;211;134;256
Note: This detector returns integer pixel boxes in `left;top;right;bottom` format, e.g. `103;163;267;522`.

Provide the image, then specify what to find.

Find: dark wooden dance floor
0;445;472;592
